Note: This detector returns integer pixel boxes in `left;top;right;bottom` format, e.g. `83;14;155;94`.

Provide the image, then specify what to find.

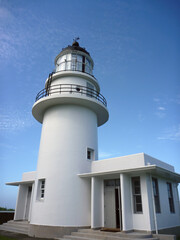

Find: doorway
104;179;122;230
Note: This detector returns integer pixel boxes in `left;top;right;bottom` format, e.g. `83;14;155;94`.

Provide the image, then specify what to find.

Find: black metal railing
35;84;107;107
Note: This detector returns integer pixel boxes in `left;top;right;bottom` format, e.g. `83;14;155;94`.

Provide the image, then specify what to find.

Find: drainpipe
150;174;158;235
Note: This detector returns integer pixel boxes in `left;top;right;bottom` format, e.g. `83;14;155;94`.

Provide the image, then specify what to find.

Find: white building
4;41;180;238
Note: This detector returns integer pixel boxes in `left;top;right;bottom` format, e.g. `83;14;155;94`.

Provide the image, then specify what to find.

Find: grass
0;237;15;240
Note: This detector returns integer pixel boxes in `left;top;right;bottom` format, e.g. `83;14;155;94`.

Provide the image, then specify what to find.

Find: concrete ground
0;230;55;240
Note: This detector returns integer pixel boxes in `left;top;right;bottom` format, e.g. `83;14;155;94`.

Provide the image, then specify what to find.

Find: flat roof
6;180;35;186
78;165;180;182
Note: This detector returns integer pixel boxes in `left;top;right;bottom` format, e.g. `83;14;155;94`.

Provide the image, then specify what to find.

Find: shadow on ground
0;230;55;240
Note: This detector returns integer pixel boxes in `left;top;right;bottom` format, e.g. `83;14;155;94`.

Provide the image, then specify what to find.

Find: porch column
120;173;133;231
14;184;28;220
91;177;104;229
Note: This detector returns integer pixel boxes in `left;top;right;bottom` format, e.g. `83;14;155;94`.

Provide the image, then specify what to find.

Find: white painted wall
51;75;98;93
30;105;97;226
91;153;175;174
92;153;145;172
91;177;104;228
132;174;152;231
131;173;180;231
22;171;36;181
153;177;180;230
144;154;174;172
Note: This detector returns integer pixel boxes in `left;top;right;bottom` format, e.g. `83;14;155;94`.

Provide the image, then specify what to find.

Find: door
25;186;32;220
104;180;122;230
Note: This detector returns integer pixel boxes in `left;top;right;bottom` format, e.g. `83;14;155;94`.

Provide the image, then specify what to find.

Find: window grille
152;178;161;213
37;179;46;200
167;182;175;213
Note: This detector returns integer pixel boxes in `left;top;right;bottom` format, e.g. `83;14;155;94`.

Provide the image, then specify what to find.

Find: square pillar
91;177;104;228
120;173;133;231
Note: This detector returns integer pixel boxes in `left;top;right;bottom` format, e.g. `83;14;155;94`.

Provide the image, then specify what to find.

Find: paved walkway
0;230;55;240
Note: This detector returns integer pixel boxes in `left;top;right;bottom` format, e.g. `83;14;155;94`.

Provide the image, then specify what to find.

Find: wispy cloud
138;112;145;122
99;151;121;159
157;125;180;141
0;6;13;20
153;98;160;103
170;95;180;105
155;106;166;118
153;94;180;119
0;4;69;68
153;97;166;119
0;143;17;153
0;108;34;132
158;106;165;111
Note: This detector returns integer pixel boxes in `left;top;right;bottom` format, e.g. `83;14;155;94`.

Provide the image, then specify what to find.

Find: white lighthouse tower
2;39;180;239
30;40;109;235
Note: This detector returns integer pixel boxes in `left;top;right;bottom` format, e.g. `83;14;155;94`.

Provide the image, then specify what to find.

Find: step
62;229;159;240
0;225;28;234
77;229;155;239
4;221;29;226
63;236;95;240
63;236;158;240
3;222;29;229
73;231;120;239
52;228;159;240
116;232;154;239
8;220;29;224
0;220;29;235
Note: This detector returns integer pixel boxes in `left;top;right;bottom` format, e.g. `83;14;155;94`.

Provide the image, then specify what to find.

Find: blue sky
0;0;180;208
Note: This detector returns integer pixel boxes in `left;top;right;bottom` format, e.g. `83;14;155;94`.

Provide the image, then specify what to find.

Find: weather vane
73;37;80;42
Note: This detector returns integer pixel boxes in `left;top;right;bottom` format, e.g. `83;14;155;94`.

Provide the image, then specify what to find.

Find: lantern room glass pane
57;55;66;71
71;54;76;70
66;54;71;70
85;58;92;74
76;55;82;71
56;53;93;75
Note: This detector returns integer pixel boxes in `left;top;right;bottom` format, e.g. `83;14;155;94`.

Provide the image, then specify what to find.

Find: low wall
0;211;14;224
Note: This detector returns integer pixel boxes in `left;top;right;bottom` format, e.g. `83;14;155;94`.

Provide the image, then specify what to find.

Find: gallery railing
35;84;107;107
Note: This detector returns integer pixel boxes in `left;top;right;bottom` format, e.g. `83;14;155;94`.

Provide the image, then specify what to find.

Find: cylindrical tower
30;41;108;232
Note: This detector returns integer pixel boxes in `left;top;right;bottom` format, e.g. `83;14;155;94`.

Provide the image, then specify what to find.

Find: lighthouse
3;40;180;239
30;40;109;232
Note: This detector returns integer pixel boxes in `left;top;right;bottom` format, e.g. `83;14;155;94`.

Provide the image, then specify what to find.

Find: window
66;54;71;70
132;177;143;213
57;55;66;71
76;55;82;71
85;58;90;73
87;148;94;160
167;182;175;213
71;54;76;70
104;179;120;187
152;178;161;213
37;179;46;200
